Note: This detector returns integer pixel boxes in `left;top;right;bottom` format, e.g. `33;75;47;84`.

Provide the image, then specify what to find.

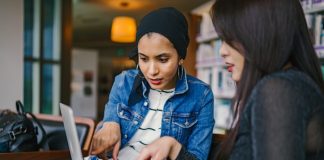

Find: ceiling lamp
111;16;136;43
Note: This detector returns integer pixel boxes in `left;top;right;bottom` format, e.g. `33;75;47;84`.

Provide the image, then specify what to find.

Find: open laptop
60;103;103;160
59;103;84;160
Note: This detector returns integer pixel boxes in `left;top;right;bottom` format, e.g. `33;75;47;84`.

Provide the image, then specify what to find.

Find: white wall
71;48;98;119
0;1;23;110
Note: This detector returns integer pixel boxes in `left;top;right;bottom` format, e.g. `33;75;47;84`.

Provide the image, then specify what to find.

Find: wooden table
0;150;88;160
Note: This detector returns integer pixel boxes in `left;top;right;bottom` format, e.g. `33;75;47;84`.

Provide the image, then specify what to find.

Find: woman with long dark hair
138;0;324;159
211;0;324;159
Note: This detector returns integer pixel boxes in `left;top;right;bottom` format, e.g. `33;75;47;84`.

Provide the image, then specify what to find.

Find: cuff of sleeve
175;146;198;160
103;103;120;124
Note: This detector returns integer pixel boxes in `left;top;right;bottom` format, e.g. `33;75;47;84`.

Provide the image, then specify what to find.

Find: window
24;0;62;114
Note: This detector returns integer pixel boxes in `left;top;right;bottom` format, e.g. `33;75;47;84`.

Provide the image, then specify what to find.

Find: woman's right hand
137;136;182;160
90;122;121;160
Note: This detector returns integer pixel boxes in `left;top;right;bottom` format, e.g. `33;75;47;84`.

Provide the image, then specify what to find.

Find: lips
149;78;162;85
226;63;234;73
227;66;233;72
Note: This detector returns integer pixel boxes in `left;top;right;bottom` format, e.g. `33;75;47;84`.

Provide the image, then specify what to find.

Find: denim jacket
103;69;215;160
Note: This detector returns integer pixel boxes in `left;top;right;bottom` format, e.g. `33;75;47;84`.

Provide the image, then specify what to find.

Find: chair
29;113;95;151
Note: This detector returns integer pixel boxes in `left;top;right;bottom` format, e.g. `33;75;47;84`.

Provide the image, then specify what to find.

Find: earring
177;65;184;80
179;59;184;65
136;64;144;78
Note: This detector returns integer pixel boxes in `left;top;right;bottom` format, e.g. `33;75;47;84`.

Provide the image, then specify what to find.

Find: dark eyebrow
138;53;148;57
138;52;171;58
156;53;170;58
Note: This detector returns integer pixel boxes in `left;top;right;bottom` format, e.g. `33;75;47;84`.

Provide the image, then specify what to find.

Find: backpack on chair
0;100;46;152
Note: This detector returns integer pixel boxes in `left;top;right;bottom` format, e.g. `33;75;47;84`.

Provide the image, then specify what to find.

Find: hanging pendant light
111;16;136;43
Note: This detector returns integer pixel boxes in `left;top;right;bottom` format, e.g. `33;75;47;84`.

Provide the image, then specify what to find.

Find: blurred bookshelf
192;1;234;134
302;0;324;13
301;0;324;76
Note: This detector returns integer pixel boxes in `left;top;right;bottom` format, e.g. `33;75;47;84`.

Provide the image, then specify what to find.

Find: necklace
150;88;175;93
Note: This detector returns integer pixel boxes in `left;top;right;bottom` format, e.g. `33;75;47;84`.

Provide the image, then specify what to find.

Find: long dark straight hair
210;0;324;159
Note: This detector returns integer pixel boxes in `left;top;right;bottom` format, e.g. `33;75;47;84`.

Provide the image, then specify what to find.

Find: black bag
0;101;46;152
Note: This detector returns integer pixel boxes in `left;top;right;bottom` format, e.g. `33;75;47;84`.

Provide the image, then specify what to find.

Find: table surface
0;150;89;160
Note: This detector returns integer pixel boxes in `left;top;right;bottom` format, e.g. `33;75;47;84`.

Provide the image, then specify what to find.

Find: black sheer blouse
177;68;324;160
229;69;324;160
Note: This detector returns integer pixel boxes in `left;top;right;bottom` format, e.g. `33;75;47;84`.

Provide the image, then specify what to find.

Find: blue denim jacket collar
174;69;188;95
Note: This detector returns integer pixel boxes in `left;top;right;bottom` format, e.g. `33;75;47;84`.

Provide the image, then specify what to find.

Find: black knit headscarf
128;7;189;106
129;7;189;59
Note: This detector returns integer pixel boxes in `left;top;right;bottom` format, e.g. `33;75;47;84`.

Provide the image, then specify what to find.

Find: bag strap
27;112;47;147
15;100;47;148
15;100;26;116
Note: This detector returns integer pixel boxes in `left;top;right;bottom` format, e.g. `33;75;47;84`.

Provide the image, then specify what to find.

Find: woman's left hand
137;136;182;160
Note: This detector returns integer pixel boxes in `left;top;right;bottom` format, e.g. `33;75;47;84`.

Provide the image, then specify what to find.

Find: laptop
60;103;104;160
59;103;87;160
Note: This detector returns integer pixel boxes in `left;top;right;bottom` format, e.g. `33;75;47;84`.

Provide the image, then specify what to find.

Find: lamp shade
111;16;136;43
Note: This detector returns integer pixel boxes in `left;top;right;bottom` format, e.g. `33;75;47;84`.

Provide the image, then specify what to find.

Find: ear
179;59;184;65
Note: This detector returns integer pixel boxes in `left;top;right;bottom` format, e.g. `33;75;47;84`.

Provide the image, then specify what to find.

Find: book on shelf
212;40;222;57
213;99;233;134
196;31;218;43
196;43;215;63
301;0;324;12
315;45;324;58
302;10;324;58
196;42;225;67
196;13;218;42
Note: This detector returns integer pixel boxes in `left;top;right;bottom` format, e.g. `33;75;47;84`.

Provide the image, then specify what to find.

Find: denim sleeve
176;146;198;160
250;77;307;160
102;75;122;124
185;88;215;160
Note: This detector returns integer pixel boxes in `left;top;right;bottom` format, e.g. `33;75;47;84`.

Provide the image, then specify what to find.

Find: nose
148;62;158;76
219;42;228;58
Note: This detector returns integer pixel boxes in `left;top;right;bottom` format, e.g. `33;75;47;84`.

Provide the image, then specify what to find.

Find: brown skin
219;42;245;82
137;136;182;160
138;32;182;90
90;122;121;160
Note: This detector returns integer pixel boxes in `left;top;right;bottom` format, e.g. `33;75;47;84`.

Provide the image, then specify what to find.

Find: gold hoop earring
177;65;184;80
136;64;144;78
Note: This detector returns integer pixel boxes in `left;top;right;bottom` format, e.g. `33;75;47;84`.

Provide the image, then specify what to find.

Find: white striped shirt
117;88;174;159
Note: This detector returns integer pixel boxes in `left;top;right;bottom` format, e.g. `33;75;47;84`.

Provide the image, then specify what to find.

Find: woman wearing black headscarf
91;7;215;160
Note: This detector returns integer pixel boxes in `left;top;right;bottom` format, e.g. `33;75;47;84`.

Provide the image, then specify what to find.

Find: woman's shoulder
112;69;139;89
249;68;323;106
254;68;319;93
185;74;213;96
115;69;138;80
186;74;211;88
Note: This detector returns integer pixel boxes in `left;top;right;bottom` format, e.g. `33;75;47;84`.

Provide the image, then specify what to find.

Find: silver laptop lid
59;103;83;160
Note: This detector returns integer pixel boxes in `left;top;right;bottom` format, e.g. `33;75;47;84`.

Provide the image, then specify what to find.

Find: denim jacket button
124;134;128;138
185;121;189;126
133;121;138;125
119;111;123;116
144;101;148;106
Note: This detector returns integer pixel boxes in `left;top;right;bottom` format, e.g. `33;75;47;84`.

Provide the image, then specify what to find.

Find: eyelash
159;58;168;63
139;57;168;63
140;57;148;62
